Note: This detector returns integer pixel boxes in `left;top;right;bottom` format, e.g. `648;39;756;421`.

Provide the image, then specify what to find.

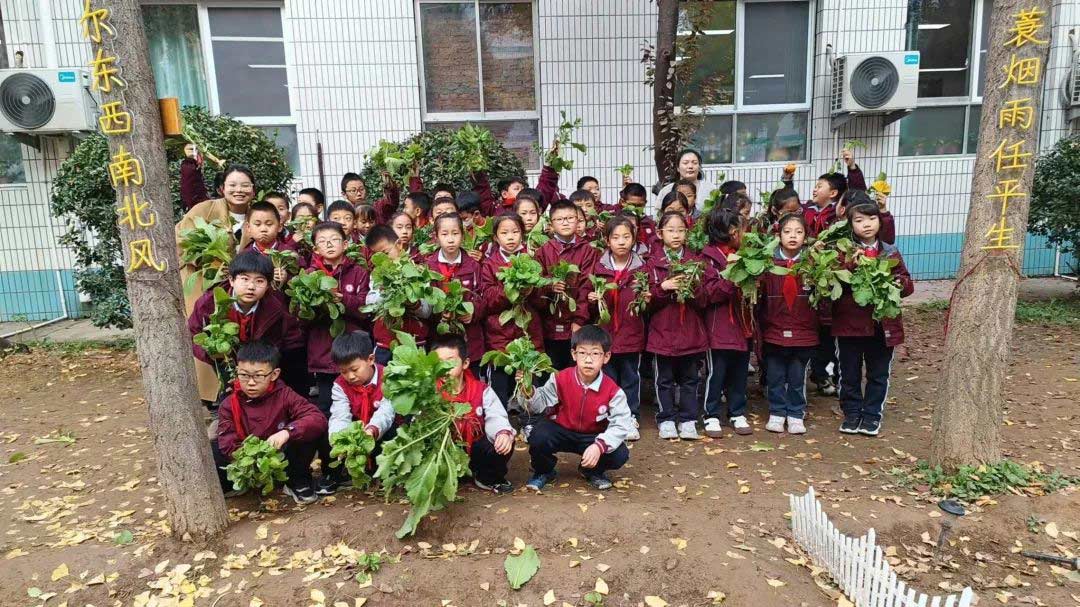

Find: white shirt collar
576;371;603;392
233;301;259;316
438;250;463;264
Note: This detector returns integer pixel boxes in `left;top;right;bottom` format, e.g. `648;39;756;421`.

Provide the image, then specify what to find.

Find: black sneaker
315;474;339;496
283;483;318;505
839;418;861;434
474;479;514;494
580;468;613;491
857;419;881;436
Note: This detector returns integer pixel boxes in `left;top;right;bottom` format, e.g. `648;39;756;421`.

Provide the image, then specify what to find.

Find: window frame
142;0;299;167
413;0;541;125
901;0;991;158
677;0;816;165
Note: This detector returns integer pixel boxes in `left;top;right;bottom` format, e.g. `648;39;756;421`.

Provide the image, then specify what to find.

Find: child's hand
877;193;889;212
266;429;290;450
841;148;855;170
381;171;392;187
331;290;343;302
364;426;378;438
587;291;601;303
571;323;581;334
643;290;653;304
292;232;304;243
460;310;474;324
661;276;684;292
551;280;567;295
622;173;632;186
441;310;453;321
580;443;602;468
467;249;483;262
549;139;560;158
273;267;287;285
411;160;420;178
494;432;514;455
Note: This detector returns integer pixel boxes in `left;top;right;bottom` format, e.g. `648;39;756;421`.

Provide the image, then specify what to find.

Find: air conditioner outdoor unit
830;51;919;129
0;69;98;134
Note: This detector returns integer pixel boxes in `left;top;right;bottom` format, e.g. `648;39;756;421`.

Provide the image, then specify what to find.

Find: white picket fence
789;487;975;607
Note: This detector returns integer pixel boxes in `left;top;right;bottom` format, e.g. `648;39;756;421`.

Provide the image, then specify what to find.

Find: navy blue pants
653;353;703;424
836;334;893;424
809;325;837;385
703;348;750;420
764;345;813;419
603;352;641;419
468;436;512;485
527;419;629;475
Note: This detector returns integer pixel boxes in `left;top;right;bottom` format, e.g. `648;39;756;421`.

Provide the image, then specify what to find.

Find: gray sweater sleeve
482;386;515;443
328;382;353;437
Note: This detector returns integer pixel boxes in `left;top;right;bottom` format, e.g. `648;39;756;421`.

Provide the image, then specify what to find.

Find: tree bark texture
652;0;679;186
93;0;228;538
931;0;1053;470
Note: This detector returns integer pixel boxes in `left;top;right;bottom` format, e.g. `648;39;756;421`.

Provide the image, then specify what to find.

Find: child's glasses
237;371;274;382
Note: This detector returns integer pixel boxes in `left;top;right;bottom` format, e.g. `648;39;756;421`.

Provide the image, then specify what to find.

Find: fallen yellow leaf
644;596;669;607
543;589;556;605
670;537;688;551
595;578;609;595
766;578;786;588
249;598;264;607
51;563;69;582
256;524;268;540
1045;522;1059;539
739;485;751;494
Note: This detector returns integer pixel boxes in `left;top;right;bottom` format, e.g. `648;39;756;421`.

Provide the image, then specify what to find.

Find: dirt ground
0;306;1077;607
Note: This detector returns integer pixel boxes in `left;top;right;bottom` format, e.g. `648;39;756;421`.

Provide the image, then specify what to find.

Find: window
417;1;539;168
679;1;813;164
0;6;8;69
141;4;299;172
0;134;26;184
900;0;992;157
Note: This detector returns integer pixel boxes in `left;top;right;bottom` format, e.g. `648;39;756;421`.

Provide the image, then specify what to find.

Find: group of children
182;146;913;504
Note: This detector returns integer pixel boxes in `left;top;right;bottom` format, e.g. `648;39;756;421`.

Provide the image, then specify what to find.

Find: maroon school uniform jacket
304;256;370;374
479;249;544;351
216;380;327;457
759;249;819;348
535;165;562;211
426;250;486;363
588;251;647;354
701;244;751;352
180;158;210;210
535;237;599;341
373;176;423;225
188;289;290;365
831;241;914;347
644;248;711;357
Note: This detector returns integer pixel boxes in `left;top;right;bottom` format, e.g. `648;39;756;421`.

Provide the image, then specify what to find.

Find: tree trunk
652;0;680;188
931;0;1053;470
92;0;228;539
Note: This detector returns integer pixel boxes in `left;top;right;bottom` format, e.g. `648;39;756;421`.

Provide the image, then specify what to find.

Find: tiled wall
1;0;1076;320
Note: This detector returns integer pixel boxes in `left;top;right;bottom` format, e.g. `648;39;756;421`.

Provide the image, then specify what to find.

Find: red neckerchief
339;369;382;424
782;257;799;312
501;196;515;208
862;242;880;258
309;254;337;278
436;253;461;288
253;240;276;254
229;380;279;441
227;305;254;342
438;371;486;452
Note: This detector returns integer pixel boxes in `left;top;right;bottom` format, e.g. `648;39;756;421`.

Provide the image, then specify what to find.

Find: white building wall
1;0;1077;321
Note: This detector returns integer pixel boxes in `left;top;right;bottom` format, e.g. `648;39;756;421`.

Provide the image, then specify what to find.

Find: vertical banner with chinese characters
932;1;1054;470
78;0;230;536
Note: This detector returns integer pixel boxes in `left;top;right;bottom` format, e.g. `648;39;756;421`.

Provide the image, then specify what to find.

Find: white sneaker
703;417;723;438
729;416;752;436
765;415;786;433
634;418;640;429
786;417;807;434
626;426;641;441
678;421;700;440
658;421;678;440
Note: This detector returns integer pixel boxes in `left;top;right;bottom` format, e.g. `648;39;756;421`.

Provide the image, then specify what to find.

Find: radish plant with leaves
666;251;705;305
526;214;551;253
179;216;234;296
793;248;853;307
362;252;446;336
629;271;650;317
831;139;867;172
849;255;903;321
266;248;299;280
463;219;494;252
329;422;376;490
285;215;316;251
496;255;553;330
617;164;634;178
451;124;494;173
285;269;347;337
433;279;474;335
589;275;617;325
480;336;555;404
537;111;586;172
720;232;788;305
375;333;469;538
546;261;580;315
344;242;368;267
224;436;289;495
192;287;241;373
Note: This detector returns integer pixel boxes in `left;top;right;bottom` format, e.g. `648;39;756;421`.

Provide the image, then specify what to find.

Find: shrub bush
1031;135;1080;272
50;107;293;328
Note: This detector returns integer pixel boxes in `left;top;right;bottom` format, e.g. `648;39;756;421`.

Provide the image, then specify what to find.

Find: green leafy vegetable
179;216;234;296
666;250;705;304
192;287;241;382
537;110;586;172
266;249;300;280
451;124;495;173
849;255;903;321
481;337;555;404
617;164;634;178
629;271;650;317
793;248;853;307
496;254;553;330
463;218;494;253
362;252;446;337
832;139;867;172
720;232;788;305
224;436;288;495
504;545;541;590
413;223;437;256
433;279;475;335
285;269;347;337
344;242;368;267
285;215;315;251
546;261;580;315
589;275;617;325
375;333;469;537
367;139;422;187
526;214;551;253
329;422;376;490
